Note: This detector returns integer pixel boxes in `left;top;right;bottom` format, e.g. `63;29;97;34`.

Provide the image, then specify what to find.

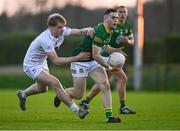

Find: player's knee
104;80;110;89
75;94;83;100
122;75;128;83
75;89;84;99
51;78;61;90
118;73;128;84
99;81;110;92
71;91;83;100
125;75;128;82
122;72;127;80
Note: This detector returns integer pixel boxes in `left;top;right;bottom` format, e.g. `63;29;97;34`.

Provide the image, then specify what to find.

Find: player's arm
104;45;128;58
116;33;134;46
92;44;110;70
123;33;134;46
124;27;134;46
70;28;95;38
47;50;90;65
116;26;134;46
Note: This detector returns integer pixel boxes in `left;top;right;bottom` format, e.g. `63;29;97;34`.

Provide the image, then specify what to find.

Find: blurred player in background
80;6;136;114
54;9;124;123
16;13;95;119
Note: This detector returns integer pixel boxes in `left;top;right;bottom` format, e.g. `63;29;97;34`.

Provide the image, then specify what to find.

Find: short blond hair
47;13;67;27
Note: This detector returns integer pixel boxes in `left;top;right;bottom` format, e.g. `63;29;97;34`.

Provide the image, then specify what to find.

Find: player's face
50;22;65;38
107;12;118;29
117;8;128;22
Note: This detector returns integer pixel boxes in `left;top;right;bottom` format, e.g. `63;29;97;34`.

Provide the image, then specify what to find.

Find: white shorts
71;60;101;77
23;62;49;80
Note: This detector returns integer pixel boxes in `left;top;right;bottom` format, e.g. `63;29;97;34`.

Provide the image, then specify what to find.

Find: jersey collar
47;28;59;41
118;20;127;26
118;22;124;26
103;22;111;34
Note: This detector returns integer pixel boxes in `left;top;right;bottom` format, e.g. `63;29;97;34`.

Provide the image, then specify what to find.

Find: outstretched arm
70;27;95;38
47;50;90;65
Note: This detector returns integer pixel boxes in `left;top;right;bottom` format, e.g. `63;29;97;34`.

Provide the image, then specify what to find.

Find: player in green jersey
54;9;124;123
80;6;136;114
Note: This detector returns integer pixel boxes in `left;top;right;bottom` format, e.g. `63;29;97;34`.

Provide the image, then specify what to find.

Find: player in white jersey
16;13;94;119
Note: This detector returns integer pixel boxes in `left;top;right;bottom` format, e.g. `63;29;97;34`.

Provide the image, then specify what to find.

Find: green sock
85;97;91;104
120;100;125;108
105;108;113;120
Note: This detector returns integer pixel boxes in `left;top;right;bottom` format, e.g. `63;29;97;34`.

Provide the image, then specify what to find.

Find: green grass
0;90;180;130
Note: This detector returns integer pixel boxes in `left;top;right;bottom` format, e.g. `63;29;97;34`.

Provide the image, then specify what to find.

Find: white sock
70;103;79;113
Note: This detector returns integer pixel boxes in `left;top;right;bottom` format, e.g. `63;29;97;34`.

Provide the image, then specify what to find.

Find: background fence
0;64;179;91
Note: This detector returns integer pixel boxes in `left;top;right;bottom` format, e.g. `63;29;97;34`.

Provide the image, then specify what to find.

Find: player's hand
107;64;121;71
123;36;130;44
76;52;91;61
86;27;95;38
116;35;125;44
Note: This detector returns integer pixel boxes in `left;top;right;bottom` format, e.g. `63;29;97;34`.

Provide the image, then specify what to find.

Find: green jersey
101;20;133;57
73;23;112;61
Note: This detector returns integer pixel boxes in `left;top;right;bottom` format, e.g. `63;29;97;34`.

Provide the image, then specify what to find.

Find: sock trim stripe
105;108;112;112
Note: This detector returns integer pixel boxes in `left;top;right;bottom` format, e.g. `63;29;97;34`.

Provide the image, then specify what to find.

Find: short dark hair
104;9;117;15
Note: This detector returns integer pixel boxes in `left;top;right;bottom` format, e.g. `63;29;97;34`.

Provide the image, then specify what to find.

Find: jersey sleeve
127;22;133;36
126;25;134;40
92;28;105;47
63;27;72;36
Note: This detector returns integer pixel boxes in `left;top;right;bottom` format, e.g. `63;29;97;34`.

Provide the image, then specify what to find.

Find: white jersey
23;27;71;66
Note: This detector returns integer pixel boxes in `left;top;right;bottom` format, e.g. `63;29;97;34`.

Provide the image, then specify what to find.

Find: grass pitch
0;90;180;130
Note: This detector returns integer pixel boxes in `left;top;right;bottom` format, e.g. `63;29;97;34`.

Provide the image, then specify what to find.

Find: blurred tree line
0;0;180;38
0;0;180;65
